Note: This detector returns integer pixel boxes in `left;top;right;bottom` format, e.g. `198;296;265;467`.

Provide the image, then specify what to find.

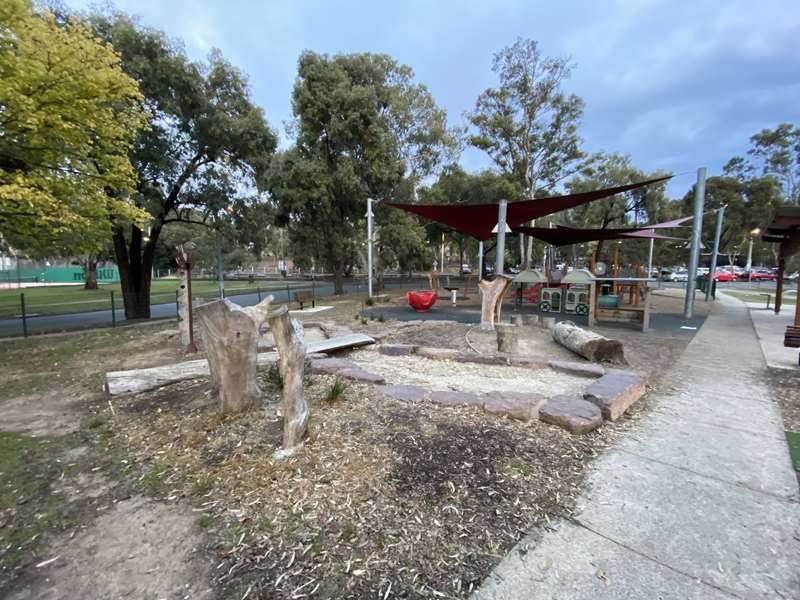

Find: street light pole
366;197;374;298
683;167;706;320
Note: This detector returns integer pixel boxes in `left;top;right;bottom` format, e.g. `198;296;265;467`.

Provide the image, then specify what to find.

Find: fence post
175;290;180;317
257;287;262;302
286;283;292;308
111;291;116;328
20;292;27;338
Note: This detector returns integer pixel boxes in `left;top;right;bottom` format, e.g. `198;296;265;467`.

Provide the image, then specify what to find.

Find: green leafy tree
268;51;458;294
467;38;586;267
0;0;147;245
725;123;799;205
87;11;277;318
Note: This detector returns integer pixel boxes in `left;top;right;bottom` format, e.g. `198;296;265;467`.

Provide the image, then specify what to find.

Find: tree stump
496;322;520;353
197;299;262;413
175;243;197;353
267;305;309;459
551;320;626;364
478;275;514;330
511;314;525;326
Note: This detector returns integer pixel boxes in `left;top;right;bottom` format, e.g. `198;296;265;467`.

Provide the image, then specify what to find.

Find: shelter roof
761;206;800;258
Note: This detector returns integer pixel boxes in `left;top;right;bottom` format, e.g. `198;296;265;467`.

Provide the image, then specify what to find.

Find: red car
705;270;736;282
748;269;777;281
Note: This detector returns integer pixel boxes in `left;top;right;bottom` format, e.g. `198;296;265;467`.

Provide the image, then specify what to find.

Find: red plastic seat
406;290;437;312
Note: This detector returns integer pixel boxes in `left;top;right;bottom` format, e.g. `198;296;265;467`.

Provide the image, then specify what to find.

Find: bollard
20;292;28;338
111;291;116;327
286;284;291;307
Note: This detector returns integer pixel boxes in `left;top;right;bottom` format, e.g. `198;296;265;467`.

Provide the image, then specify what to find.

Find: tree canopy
0;0;147;245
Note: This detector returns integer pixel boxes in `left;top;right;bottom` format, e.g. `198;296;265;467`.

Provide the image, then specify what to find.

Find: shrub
324;378;347;404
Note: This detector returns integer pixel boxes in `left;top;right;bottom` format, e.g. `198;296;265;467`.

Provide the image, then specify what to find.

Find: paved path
474;297;800;599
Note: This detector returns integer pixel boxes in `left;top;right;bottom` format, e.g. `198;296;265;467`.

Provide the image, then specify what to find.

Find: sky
69;0;800;198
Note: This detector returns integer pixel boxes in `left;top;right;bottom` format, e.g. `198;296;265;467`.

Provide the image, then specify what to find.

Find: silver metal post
705;206;725;301
495;200;507;275
215;230;224;299
745;237;753;280
647;237;654;279
366;197;374;298
478;241;484;279
440;233;445;275
683;167;706;320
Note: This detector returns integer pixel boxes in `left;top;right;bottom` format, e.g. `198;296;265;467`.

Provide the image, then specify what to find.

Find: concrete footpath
474;297;800;599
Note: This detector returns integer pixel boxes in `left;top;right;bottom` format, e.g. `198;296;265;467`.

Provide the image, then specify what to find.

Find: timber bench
293;291;315;310
785;325;800;367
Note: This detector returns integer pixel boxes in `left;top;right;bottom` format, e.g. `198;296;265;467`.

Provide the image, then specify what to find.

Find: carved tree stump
197;299;261;413
495;322;520;353
267;305;308;459
552;320;626;364
175;243;197;353
478;275;514;330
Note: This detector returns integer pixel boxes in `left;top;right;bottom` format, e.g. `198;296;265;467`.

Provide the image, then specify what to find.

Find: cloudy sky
70;0;800;198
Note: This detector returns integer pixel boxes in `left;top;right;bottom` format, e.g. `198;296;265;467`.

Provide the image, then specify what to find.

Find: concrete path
474;297;800;599
748;307;799;370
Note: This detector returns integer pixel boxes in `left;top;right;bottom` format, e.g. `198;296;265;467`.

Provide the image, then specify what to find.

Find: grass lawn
722;290;797;306
787;431;800;473
0;279;306;318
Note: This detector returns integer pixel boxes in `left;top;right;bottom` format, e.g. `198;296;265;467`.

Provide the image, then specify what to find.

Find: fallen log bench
293;291;315;310
552;320;626;364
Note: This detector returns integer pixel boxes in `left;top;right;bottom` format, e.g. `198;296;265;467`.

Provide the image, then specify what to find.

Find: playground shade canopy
511;219;689;247
388;176;672;241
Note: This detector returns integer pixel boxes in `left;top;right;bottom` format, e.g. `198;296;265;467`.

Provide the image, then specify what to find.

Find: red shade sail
512;223;685;247
389;176;672;241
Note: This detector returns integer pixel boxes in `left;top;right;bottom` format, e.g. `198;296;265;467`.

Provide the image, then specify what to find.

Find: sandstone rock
481;391;546;421
539;394;603;433
337;368;386;385
308;357;359;374
583;369;647;420
506;354;550;369
378;384;429;403
429;390;482;407
451;352;508;365
548;360;605;378
416;347;462;361
378;344;417;356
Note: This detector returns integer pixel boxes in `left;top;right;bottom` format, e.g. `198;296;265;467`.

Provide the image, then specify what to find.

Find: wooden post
478;274;514;330
176;244;197;353
588;281;596;328
267;305;309;459
197;299;262;413
775;258;785;315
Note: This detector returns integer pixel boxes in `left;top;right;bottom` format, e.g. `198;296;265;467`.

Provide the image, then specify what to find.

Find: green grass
0;279;305;318
723;290;797;306
787;431;800;472
0;432;67;568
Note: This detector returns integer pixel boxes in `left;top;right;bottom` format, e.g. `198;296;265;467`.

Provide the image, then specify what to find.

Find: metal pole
478;241;484;279
683;167;706;320
257;287;262;302
111;291;116;328
440;233;445;275
746;237;753;282
495;200;507;275
20;292;27;338
705;206;725;301
647;237;654;279
186;265;197;353
366;197;374;298
215;230;224;299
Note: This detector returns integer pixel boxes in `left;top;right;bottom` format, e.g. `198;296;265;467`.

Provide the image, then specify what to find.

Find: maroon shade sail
388;176;672;241
512;225;684;247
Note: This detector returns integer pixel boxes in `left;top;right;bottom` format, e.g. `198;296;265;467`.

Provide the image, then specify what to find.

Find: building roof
761;206;800;258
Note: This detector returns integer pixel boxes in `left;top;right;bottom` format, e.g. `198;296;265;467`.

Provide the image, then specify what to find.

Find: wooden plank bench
785;325;800;348
293;291;315;310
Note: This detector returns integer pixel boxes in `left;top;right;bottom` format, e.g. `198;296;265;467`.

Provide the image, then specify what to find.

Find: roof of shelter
389;176;672;241
761;206;800;258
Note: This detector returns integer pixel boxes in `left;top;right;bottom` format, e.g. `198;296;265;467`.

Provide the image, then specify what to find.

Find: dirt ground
0;290;707;599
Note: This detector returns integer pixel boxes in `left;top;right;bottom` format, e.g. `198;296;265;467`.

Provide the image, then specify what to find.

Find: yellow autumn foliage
0;0;148;245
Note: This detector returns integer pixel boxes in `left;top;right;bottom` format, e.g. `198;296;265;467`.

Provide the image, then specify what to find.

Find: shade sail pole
647;237;654;278
478;241;484;279
705;206;724;302
684;167;706;320
495;200;507;275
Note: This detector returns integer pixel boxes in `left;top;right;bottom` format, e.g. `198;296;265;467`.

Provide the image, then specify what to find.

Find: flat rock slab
416;347;463;360
539;394;603;433
337;368;386;385
549;360;605;378
306;334;374;355
378;384;430;403
377;344;417;356
506;354;550;369
308;357;359;374
481;391;546;421
429;390;483;407
583;369;647;421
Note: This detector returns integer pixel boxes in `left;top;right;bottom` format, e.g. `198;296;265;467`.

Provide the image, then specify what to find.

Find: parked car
662;267;688;282
705;270;736;282
748;268;777;281
461;264;471;275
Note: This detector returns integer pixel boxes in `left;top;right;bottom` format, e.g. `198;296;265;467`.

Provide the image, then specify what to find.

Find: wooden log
175;243;197;353
478;275;514;330
495;323;520;353
551;320;626;364
267;305;309;460
197;299;261;413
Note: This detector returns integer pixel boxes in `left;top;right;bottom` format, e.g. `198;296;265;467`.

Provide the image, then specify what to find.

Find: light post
366;197;375;297
746;228;760;282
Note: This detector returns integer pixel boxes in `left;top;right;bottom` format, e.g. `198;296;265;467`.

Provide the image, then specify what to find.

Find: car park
705;270;736;282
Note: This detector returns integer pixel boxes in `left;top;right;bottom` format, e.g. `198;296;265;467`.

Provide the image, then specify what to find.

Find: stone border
308;346;647;434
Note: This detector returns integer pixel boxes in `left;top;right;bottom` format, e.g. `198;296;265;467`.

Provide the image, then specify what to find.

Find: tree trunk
552;320;626;363
478;274;514;330
268;305;309;459
83;256;98;290
333;257;345;295
197;299;261;413
112;224;157;319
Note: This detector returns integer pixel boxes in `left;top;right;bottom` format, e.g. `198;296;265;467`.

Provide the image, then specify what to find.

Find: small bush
377;313;385;322
264;363;283;387
324;378;347;404
365;297;376;306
